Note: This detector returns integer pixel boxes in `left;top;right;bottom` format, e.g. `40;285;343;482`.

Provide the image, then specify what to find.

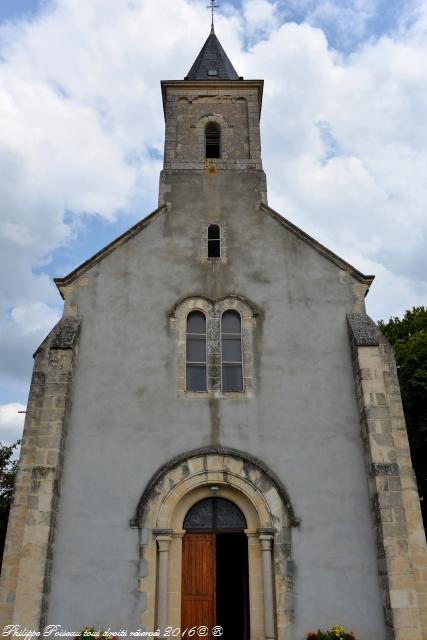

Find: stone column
258;529;276;640
154;529;173;636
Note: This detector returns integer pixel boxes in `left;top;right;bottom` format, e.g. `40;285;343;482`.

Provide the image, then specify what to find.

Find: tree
378;306;427;529
0;440;20;570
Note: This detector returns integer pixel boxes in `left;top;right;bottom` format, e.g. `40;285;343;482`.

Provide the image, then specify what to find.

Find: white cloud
0;0;426;411
11;302;60;334
305;0;378;45
0;403;25;444
242;15;427;318
0;304;60;400
242;0;279;39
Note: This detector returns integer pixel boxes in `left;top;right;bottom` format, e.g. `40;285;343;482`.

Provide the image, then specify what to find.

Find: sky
0;0;426;444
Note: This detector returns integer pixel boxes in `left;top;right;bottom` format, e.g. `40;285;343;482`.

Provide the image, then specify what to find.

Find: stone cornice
160;79;264;120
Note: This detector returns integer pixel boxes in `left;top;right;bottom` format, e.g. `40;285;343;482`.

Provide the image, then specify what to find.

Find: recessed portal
182;498;249;640
216;533;249;640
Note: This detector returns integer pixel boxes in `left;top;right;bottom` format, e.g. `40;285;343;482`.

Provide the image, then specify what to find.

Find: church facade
1;27;426;640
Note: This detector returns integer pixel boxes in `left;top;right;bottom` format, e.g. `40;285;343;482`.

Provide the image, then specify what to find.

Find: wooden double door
181;532;249;640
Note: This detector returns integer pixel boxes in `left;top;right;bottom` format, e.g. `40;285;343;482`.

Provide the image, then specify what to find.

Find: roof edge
54;204;168;298
260;202;375;289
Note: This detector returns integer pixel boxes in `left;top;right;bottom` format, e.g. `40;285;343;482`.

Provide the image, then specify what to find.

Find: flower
305;626;357;640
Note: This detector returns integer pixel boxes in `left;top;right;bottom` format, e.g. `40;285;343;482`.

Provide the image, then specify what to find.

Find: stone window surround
190;114;238;163
170;295;258;398
200;220;227;264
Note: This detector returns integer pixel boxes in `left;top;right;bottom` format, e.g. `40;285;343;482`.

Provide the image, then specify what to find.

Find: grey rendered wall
47;169;385;638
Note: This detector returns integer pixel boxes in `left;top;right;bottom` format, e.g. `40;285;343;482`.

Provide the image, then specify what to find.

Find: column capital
153;529;173;551
153;528;173;536
258;528;275;547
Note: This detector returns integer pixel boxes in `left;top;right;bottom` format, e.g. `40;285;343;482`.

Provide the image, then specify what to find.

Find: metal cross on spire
207;0;219;31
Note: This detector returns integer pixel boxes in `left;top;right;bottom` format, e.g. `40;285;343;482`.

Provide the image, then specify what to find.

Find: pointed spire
185;30;240;81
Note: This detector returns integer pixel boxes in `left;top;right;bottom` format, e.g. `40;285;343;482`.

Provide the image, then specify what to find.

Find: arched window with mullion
221;310;243;392
186;311;207;391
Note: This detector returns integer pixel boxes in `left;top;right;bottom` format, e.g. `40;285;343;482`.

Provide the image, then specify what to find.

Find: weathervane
207;0;219;30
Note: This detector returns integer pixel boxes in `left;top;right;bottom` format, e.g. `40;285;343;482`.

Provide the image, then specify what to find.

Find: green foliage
306;625;356;639
378;306;427;528
0;440;20;570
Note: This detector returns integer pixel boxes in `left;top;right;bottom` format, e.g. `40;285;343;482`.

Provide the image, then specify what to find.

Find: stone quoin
1;18;426;640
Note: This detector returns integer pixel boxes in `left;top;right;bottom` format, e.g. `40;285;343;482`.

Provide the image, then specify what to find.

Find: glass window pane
216;498;247;529
222;364;243;392
222;337;242;362
186;365;207;391
222;311;241;333
208;239;221;258
187;311;206;334
208;224;220;240
184;498;247;530
187;336;206;362
184;499;214;529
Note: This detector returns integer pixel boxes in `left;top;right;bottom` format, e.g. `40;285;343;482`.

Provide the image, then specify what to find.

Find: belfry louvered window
205;122;221;158
207;224;221;258
186;311;207;391
221;311;243;392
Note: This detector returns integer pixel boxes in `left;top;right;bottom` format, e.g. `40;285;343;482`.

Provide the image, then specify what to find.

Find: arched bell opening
205;122;221;158
182;498;250;640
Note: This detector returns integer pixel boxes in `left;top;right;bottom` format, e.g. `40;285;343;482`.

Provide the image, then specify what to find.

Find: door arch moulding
131;447;299;640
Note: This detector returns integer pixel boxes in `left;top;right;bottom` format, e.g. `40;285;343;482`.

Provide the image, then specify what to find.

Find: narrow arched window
205;122;221;159
207;224;221;258
186;311;207;391
221;311;243;392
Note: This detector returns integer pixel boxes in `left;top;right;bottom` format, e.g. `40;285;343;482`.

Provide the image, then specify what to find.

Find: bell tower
159;26;267;206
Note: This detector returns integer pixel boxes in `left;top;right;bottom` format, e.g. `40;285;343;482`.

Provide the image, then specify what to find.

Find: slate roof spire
185;28;241;81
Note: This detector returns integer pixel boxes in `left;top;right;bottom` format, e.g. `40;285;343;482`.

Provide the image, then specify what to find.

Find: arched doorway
132;448;298;640
182;498;249;640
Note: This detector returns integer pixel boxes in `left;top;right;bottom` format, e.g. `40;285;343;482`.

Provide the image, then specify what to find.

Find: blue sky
0;0;426;441
0;0;416;49
0;0;42;22
0;0;417;291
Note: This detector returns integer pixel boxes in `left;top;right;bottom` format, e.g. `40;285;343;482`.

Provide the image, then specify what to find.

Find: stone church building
1;25;426;640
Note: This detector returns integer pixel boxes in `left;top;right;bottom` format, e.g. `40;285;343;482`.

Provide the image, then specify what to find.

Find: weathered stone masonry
348;314;427;640
130;448;299;639
0;318;81;630
1;24;426;640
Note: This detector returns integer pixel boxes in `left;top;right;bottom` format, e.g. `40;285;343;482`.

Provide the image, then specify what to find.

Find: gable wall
46;168;386;638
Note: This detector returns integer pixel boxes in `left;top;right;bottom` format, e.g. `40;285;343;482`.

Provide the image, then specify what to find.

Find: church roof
185;28;240;81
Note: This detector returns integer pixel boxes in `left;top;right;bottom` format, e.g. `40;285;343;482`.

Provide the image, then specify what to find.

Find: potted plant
306;625;357;639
